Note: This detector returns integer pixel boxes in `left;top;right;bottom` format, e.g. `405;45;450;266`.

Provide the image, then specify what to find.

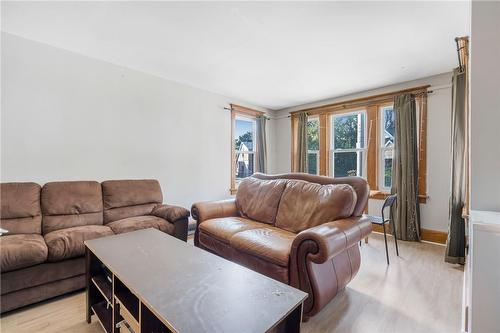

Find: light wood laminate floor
0;233;463;333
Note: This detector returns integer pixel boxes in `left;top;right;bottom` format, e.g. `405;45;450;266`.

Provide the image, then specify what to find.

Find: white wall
271;73;454;231
0;32;273;209
470;1;500;212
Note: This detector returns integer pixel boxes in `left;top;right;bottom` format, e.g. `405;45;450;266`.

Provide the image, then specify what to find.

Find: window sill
369;190;427;203
369;190;390;200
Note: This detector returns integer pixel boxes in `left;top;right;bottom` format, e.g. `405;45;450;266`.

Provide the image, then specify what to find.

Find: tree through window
330;111;366;177
307;117;320;175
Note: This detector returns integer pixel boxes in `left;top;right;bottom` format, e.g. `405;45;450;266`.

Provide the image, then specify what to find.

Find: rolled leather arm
292;215;372;264
151;204;190;223
191;199;239;223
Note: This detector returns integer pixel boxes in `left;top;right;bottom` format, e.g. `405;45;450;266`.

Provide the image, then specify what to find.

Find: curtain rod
223;106;271;120
283;87;437;118
225;84;443;120
289;85;431;116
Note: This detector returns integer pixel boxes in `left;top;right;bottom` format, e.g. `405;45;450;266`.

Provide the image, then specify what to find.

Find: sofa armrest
292;215;372;264
151;204;190;223
191;199;239;247
151;204;189;241
191;199;239;223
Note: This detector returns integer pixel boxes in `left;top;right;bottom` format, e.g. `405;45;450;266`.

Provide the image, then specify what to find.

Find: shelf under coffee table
85;228;307;333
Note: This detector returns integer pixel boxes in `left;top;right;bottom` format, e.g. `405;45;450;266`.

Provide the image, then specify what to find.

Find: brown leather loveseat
192;173;372;319
0;179;189;313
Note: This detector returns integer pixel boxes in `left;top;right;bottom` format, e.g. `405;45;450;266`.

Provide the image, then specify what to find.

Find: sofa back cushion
0;182;42;235
236;177;287;225
102;179;163;223
275;180;357;233
252;173;369;217
41;181;103;234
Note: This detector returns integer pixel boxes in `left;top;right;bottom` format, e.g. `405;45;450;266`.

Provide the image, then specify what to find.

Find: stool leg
382;223;389;265
390;218;399;256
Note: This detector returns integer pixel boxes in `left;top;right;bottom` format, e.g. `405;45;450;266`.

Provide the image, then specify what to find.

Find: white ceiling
2;1;470;110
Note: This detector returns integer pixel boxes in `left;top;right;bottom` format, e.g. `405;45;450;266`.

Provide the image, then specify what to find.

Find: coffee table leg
85;247;91;324
274;302;302;333
85;247;102;325
141;302;174;333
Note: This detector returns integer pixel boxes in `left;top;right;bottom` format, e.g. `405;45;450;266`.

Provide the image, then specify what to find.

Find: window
234;115;256;181
230;104;264;194
307;117;320;175
290;86;428;202
380;105;395;191
330;111;366;177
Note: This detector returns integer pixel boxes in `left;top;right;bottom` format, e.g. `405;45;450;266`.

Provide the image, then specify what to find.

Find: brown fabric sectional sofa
192;173;372;320
0;179;189;313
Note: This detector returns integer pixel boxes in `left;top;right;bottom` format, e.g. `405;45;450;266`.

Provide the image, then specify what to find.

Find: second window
330;110;367;178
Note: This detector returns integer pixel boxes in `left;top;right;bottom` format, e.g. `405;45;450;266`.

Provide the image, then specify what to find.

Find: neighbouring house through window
235;115;256;181
380;105;395;191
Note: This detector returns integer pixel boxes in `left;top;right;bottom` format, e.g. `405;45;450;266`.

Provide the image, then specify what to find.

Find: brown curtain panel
256;116;268;173
391;93;421;241
445;68;467;264
296;112;308;173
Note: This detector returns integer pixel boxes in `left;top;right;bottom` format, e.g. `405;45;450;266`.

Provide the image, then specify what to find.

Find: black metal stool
368;194;399;265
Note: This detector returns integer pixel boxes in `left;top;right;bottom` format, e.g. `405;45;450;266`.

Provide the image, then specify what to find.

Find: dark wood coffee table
85;228;307;333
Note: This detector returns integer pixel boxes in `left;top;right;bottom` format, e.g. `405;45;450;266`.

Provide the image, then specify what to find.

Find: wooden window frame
290;86;429;203
230;104;264;195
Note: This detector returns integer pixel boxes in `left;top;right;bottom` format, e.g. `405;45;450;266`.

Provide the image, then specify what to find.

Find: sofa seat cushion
230;227;296;267
1;257;84;295
199;217;265;244
198;232;289;284
44;225;113;262
0;234;48;272
107;216;174;235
